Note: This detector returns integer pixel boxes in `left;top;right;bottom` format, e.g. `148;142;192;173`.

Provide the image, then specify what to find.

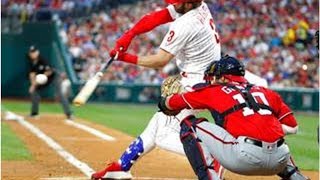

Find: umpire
27;45;73;120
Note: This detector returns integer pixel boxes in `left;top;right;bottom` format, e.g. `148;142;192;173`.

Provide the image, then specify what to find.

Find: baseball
35;74;48;85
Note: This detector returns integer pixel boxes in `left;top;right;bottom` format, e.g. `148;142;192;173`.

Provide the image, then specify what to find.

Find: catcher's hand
161;75;183;97
159;75;183;116
158;96;181;116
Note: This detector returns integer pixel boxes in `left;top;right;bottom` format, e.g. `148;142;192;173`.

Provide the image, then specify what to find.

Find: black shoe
66;114;74;121
29;113;40;119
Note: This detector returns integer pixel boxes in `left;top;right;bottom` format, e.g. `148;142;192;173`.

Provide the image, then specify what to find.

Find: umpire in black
27;45;73;120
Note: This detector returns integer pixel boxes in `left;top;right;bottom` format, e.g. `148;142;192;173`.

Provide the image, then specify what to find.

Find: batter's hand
109;50;138;64
114;31;135;52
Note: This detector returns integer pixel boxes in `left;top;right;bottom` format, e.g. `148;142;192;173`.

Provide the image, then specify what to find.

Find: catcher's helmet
165;0;202;4
206;55;246;83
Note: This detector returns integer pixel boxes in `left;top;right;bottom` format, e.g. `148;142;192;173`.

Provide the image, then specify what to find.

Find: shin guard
277;156;310;180
180;116;219;180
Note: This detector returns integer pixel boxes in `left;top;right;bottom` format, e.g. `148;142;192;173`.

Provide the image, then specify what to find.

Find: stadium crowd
210;0;319;88
61;1;170;84
3;0;319;88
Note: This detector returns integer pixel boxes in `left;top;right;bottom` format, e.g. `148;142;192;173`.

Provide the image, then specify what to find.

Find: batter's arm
115;8;174;51
137;49;173;68
131;8;174;35
112;48;173;68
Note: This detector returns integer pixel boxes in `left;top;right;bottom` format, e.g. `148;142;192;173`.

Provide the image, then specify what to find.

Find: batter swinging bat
73;56;116;106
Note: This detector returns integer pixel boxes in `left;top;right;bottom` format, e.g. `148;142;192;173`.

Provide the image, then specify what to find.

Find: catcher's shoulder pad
192;83;211;91
192;83;222;92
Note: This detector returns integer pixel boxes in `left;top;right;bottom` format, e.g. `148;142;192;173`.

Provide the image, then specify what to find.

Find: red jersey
168;83;297;142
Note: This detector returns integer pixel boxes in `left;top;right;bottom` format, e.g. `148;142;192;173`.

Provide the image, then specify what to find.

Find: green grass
1;122;32;160
2;100;155;135
283;115;319;170
2;100;319;170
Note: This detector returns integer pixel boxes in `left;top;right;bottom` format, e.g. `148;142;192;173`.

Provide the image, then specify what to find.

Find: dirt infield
2;114;318;180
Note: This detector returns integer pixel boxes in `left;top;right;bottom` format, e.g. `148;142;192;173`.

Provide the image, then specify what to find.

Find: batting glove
114;31;135;52
109;49;138;64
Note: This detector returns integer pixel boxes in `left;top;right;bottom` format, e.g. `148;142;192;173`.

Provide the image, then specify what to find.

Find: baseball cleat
91;162;132;180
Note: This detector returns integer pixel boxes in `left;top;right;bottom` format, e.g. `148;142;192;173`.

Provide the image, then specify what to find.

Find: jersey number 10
233;92;272;116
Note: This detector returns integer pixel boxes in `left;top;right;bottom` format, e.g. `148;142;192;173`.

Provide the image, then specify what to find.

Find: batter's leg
30;90;40;116
277;156;310;180
117;112;165;171
154;109;195;155
92;111;161;179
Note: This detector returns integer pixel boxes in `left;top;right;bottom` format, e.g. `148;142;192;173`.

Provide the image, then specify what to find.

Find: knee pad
180;115;208;140
180;116;217;180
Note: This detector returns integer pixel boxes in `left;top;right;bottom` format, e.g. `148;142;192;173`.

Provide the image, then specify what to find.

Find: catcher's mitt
161;75;183;97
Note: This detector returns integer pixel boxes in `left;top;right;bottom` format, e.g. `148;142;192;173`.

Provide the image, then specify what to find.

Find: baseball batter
92;0;265;179
159;55;310;180
92;1;224;179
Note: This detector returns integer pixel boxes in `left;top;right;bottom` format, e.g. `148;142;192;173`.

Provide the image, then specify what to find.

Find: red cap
223;75;247;83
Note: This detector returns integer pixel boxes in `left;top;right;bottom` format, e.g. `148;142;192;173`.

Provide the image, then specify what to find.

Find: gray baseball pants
196;122;290;176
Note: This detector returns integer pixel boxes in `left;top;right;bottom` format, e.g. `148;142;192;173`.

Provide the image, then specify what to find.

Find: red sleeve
168;94;189;110
168;88;212;110
271;90;298;127
131;8;173;35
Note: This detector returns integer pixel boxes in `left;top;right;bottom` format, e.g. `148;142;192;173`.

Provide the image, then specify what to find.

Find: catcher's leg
277;156;310;180
154;110;226;179
180;115;220;180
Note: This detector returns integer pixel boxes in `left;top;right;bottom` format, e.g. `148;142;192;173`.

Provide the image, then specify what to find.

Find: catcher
159;55;310;180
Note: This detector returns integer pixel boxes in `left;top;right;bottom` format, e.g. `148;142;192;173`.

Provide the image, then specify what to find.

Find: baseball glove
161;75;183;97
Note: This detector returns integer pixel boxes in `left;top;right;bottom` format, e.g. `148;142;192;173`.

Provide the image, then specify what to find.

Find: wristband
121;53;138;64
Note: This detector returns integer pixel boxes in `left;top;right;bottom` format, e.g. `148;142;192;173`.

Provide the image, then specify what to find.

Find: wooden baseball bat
72;56;115;106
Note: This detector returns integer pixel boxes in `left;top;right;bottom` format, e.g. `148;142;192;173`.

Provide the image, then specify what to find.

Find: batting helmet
205;55;246;83
165;0;202;4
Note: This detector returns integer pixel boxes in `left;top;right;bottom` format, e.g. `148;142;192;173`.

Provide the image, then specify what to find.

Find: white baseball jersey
161;2;221;76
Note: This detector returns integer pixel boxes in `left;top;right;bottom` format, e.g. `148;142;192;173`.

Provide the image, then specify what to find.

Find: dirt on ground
1;114;318;180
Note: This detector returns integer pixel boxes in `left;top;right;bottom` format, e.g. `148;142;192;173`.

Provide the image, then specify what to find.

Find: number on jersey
209;19;220;44
233;92;272;116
